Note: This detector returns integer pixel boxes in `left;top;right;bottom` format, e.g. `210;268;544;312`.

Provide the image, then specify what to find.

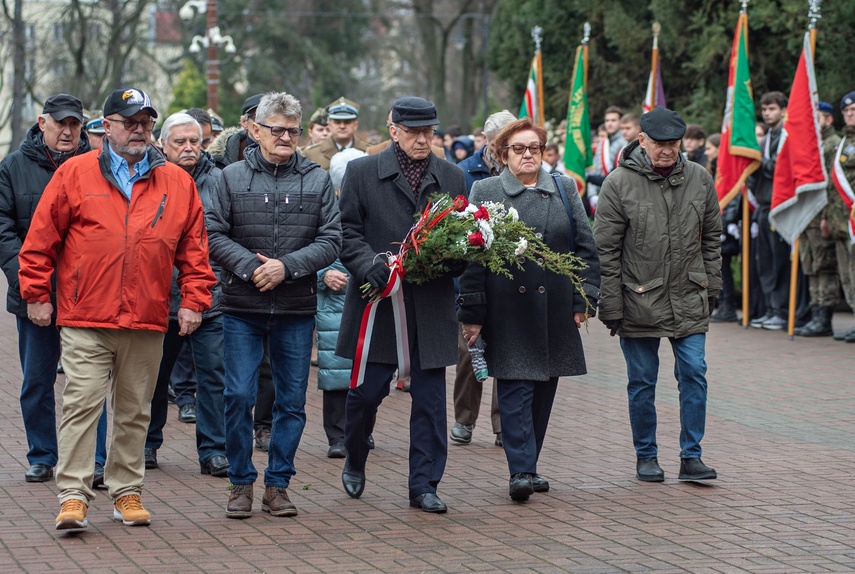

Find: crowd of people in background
3;81;853;533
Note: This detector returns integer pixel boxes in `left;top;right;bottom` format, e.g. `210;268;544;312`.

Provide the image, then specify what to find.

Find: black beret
391;96;439;128
640;107;686;141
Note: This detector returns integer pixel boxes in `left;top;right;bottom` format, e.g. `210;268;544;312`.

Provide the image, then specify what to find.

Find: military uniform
302;97;369;171
828;125;855;339
794;124;841;336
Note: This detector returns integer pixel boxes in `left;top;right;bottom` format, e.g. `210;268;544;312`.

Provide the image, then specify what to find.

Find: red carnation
453;195;469;212
473;206;490;221
468;231;485;247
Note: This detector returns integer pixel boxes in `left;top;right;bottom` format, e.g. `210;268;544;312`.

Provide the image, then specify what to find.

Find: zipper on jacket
151;194;167;228
264;193;268;203
271;185;280;315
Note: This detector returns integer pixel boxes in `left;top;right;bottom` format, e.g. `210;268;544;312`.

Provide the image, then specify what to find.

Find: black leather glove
604;319;622;337
708;297;718;317
365;262;390;290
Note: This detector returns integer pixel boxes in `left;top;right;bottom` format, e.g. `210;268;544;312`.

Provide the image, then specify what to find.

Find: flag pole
787;0;822;339
532;26;545;128
650;22;660;109
739;0;751;328
582;21;590;87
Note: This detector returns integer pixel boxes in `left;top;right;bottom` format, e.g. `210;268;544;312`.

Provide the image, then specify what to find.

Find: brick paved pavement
1;272;854;572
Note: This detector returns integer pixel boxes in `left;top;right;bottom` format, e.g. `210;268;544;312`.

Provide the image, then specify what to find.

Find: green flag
563;45;592;193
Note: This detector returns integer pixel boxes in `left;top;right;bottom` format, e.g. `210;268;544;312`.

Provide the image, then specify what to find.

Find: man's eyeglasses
257;123;303;139
506;143;544;156
395;125;435;139
107;116;155;132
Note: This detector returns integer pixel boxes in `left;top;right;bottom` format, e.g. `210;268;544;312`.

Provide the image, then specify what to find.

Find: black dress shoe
144;448;158;469
92;462;105;489
367;434;375;450
531;474;550;493
678;457;717;481
509;473;533;501
25;463;53;482
637;457;665;482
178;403;197;423
201;455;230;477
410;492;447;513
327;442;346;459
341;460;365;499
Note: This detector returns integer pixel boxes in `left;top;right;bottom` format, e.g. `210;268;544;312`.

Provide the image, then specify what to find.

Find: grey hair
483;110;517;142
329;148;366;190
256;92;302;124
159;112;201;146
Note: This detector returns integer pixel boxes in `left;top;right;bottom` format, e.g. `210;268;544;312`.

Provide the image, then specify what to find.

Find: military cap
103;88;158;119
818;101;834;115
43;94;84;123
840;91;855;111
242;93;265;116
211;116;224;132
640;107;686;141
391;96;439;128
327;97;359;120
309;107;329;126
85;118;105;134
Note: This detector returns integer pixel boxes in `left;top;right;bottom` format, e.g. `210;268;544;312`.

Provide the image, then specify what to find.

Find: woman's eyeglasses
506;143;544;156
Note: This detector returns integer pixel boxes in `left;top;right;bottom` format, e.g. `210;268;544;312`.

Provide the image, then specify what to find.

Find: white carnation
478;220;495;249
508;207;519;222
514;238;528;256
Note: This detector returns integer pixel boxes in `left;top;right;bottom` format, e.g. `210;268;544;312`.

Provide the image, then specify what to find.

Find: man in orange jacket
18;88;216;531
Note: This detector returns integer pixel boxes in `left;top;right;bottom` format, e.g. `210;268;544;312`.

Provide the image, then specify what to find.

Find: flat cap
840;91;855;111
43;94;84;123
327;97;359;120
818;101;834;115
103;88;157;119
242;93;265;115
391;96;439;128
640;107;686;141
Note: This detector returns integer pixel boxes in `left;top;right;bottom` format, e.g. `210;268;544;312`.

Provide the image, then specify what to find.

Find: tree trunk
9;0;25;152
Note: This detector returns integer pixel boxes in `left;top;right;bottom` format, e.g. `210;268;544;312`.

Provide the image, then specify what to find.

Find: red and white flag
831;138;855;242
769;33;828;245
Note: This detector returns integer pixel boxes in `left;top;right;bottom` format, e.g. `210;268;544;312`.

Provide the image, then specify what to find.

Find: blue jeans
223;312;314;487
146;317;226;465
18;317;106;467
620;334;708;459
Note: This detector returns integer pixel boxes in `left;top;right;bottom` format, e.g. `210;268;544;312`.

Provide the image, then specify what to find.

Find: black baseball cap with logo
42;94;84;123
103;88;158;119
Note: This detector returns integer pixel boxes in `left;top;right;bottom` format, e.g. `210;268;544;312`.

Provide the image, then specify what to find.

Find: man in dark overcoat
336;96;466;513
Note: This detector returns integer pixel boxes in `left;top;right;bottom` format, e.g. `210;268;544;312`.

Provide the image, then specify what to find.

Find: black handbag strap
551;173;577;253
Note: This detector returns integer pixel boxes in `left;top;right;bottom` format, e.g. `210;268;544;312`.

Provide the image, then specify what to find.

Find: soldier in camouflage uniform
795;102;841;337
828;91;855;342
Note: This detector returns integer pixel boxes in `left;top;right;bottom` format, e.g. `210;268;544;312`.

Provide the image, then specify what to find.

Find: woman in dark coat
457;117;600;502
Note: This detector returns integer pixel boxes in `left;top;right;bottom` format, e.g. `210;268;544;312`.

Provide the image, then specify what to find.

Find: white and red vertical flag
769;32;828;245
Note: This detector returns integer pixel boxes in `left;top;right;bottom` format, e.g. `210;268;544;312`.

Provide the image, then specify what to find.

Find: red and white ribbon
351;256;410;388
831;137;855;243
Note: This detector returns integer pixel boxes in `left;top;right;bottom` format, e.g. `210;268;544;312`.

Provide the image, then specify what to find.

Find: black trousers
755;205;792;317
344;347;447;500
496;378;558;477
322;389;348;445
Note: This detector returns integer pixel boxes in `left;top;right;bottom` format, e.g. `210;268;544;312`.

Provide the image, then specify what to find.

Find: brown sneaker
226;483;253;519
262;486;298;517
56;499;88;530
112;494;151;526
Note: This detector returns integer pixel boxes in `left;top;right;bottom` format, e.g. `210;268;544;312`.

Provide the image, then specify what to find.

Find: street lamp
180;0;235;114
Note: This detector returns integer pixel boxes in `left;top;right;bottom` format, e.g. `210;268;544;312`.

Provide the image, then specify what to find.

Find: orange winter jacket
18;146;215;332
